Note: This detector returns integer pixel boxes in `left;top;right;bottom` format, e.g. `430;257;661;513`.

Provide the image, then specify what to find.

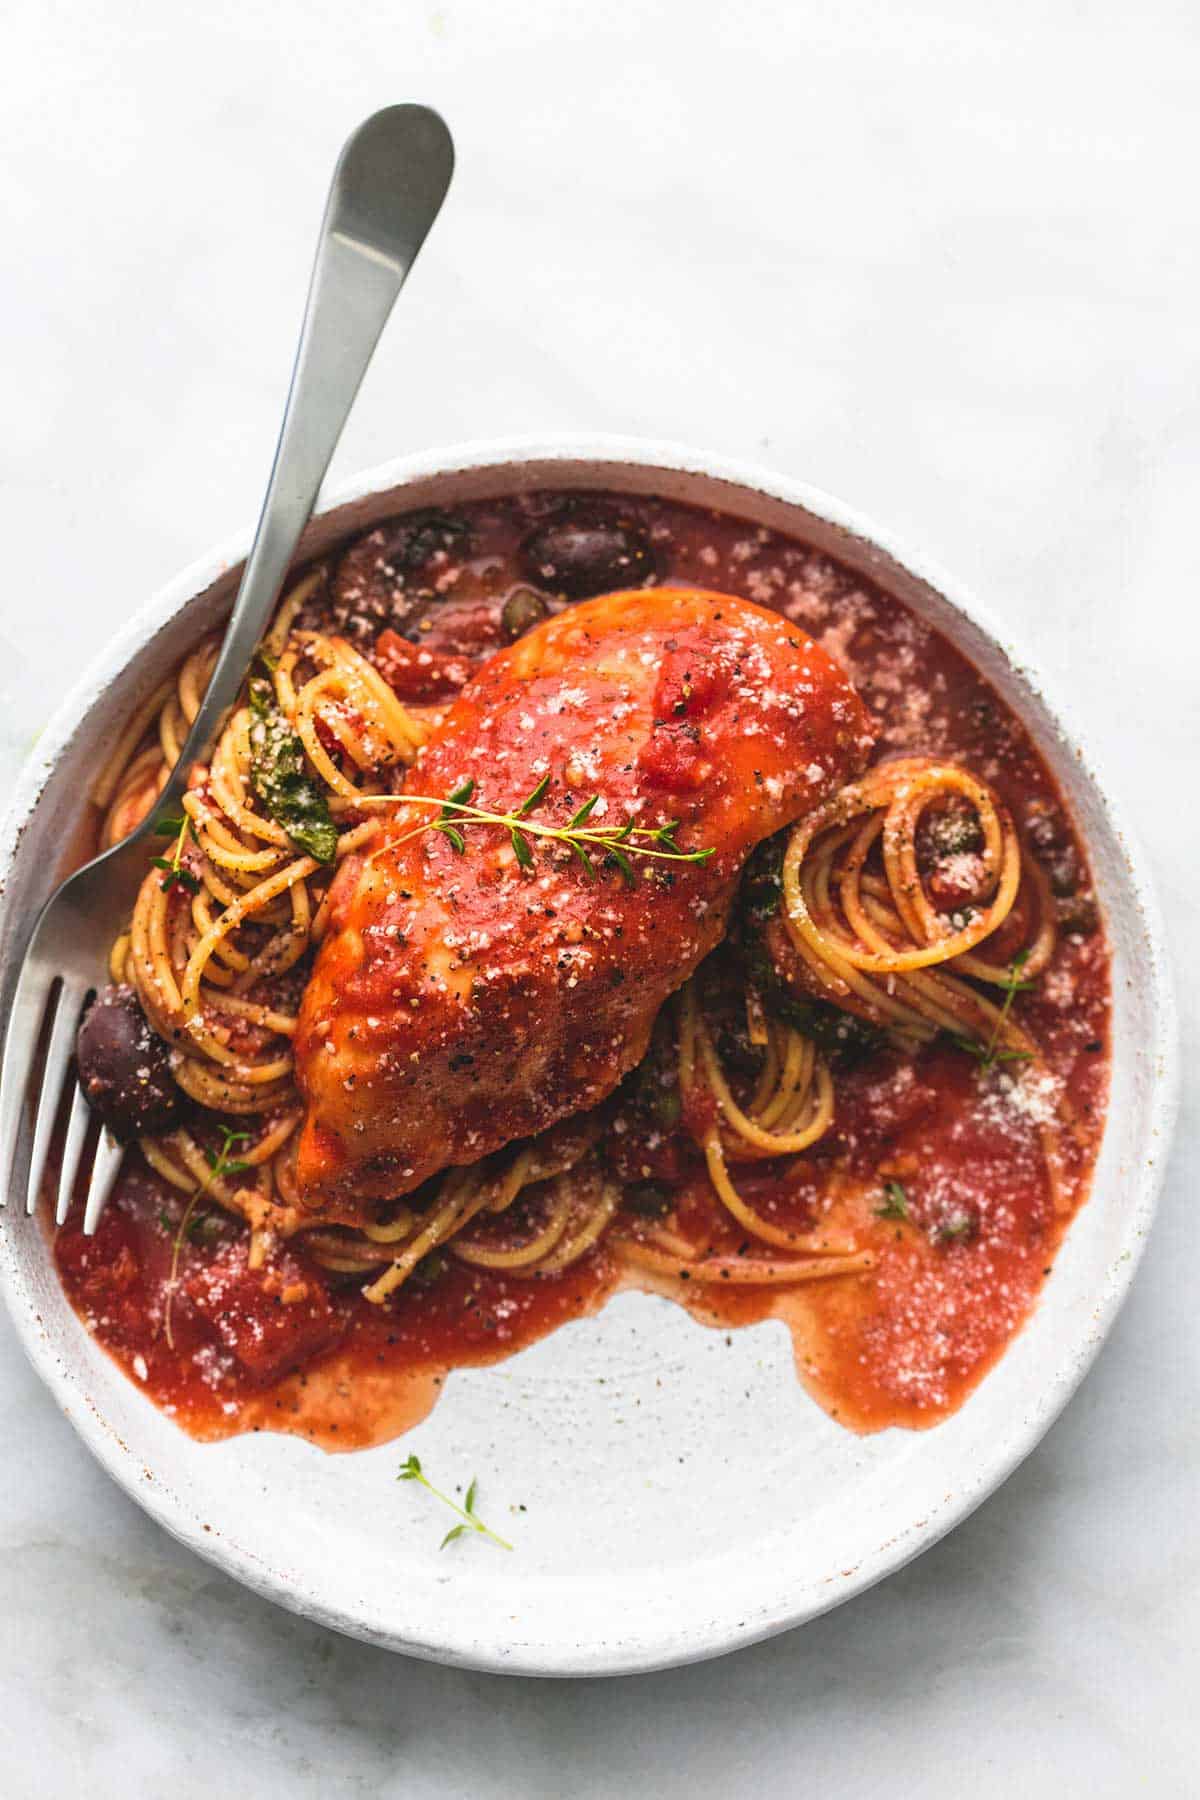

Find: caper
500;584;550;640
653;1085;682;1129
624;1181;672;1219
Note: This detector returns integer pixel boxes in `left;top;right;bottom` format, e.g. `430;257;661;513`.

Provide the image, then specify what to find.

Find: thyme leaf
933;1213;975;1244
605;845;635;887
516;772;551;818
569;839;596;879
875;1180;910;1221
435;821;466;854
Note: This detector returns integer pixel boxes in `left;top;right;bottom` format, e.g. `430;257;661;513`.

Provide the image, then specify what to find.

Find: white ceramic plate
0;438;1178;1676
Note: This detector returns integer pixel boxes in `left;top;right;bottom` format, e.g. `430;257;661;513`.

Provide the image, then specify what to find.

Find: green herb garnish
167;1206;225;1246
735;836;884;1066
247;677;337;864
875;1180;910;1221
739;832;788;924
398;1453;513;1551
391;773;714;887
151;813;200;895
205;1124;252;1183
392;508;469;571
934;1214;975;1244
953;950;1035;1072
162;1126;253;1350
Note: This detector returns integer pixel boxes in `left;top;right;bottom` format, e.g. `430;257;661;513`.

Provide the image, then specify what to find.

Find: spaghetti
91;581;651;1293
779;757;1054;1045
84;574;1065;1307
51;490;1110;1448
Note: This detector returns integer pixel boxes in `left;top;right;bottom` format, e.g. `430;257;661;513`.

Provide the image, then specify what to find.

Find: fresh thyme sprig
875;1180;910;1221
372;774;714;886
398;1453;513;1551
151;813;200;895
162;1126;252;1350
954;950;1035;1072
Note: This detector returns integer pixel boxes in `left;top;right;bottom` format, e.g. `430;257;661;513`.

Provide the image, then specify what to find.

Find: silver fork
0;104;453;1233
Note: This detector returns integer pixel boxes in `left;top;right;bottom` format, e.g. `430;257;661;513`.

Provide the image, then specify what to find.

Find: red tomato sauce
52;492;1110;1446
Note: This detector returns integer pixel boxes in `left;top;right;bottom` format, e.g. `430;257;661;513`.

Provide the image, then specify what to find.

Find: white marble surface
0;0;1196;1792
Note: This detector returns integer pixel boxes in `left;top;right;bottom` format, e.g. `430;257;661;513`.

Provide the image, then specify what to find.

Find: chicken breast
293;586;872;1220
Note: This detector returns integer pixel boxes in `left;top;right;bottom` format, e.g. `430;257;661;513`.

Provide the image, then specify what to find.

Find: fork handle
146;103;453;825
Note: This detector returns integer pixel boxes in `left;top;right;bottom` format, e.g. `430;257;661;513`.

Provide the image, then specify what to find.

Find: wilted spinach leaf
247;678;337;864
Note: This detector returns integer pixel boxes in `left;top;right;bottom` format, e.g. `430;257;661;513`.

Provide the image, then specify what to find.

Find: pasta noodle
95;587;1064;1306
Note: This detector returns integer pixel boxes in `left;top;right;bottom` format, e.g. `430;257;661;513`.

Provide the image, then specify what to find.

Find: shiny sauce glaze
53;493;1110;1446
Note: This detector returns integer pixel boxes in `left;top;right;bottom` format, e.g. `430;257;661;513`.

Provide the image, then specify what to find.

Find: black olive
1056;893;1099;939
1047;848;1082;898
519;514;656;600
1024;796;1071;858
76;984;183;1141
500;584;550;640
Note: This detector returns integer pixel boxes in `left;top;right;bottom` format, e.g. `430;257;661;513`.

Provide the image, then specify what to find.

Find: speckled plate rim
0;435;1179;1677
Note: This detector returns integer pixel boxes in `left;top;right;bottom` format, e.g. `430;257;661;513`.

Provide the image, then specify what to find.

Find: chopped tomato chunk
372;628;473;702
184;1243;344;1384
